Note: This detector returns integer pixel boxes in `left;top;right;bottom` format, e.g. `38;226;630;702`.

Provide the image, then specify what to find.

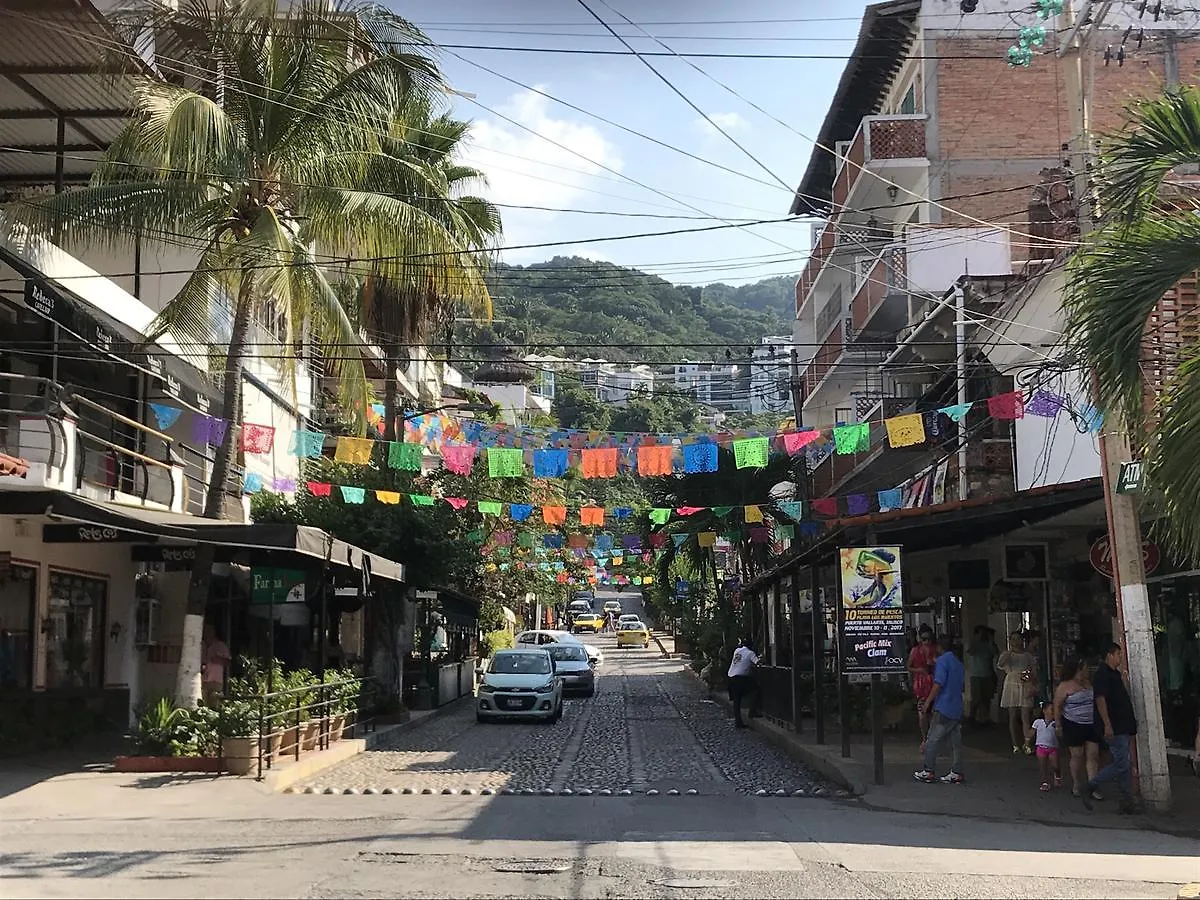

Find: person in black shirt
1083;642;1139;814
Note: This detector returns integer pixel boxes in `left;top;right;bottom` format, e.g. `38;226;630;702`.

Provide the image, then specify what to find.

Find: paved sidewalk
690;668;1200;836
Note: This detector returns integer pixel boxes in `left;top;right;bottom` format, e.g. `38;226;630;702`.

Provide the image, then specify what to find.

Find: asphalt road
1;590;1196;899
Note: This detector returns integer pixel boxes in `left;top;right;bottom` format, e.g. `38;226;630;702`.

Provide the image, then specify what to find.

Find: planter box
113;755;223;773
223;736;260;776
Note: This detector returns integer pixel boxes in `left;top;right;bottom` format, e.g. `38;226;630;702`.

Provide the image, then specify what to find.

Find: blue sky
391;1;872;285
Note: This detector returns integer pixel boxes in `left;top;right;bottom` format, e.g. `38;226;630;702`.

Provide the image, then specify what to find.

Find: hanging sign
1115;461;1143;494
250;568;306;605
1089;536;1160;578
43;524;141;543
838;546;907;674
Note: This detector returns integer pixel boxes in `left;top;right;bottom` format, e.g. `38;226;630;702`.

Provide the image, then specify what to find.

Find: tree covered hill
456;257;796;369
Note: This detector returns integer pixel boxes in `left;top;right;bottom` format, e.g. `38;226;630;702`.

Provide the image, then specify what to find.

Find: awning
0;489;404;582
0;247;221;414
431;586;481;628
746;478;1105;590
0;452;28;477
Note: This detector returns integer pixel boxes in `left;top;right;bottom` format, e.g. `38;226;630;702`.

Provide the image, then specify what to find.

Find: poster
838;546;906;674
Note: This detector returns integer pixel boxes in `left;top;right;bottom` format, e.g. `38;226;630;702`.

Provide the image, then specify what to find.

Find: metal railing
0;372;66;469
220;676;377;781
71;393;177;509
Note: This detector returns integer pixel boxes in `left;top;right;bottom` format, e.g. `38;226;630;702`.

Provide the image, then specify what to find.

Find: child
1029;701;1062;792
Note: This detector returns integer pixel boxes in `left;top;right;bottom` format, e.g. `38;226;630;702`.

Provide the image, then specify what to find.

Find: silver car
547;643;595;697
477;649;563;724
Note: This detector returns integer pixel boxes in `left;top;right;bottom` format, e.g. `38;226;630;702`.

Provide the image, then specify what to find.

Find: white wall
981;267;1101;491
905;227;1012;294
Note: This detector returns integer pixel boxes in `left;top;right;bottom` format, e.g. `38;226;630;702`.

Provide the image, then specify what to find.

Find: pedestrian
201;622;230;706
998;631;1036;755
1028;700;1062;792
908;625;938;747
1082;642;1139;814
913;634;966;784
727;638;761;729
1053;655;1101;800
966;625;997;726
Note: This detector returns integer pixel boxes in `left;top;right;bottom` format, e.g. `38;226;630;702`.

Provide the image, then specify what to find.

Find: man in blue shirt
914;634;966;784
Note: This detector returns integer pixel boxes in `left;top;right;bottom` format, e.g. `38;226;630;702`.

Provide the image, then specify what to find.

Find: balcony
802;322;845;398
849;245;907;339
0;372;241;515
831;115;928;215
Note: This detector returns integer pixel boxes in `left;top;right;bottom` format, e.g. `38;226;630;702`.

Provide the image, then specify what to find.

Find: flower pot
329;715;346;742
278;724;301;759
222;737;260;776
300;720;319;752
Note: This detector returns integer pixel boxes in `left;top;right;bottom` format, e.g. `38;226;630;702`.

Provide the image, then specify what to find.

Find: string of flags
141;385;1103;494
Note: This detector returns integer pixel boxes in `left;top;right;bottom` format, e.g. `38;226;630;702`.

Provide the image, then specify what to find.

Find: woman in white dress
997;631;1036;754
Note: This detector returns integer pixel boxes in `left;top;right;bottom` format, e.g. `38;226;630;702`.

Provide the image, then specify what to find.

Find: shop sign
24;276;62;320
1089;536;1161;578
838;546;907;674
250;567;306;605
1115;462;1144;494
43;524;140;543
131;545;196;570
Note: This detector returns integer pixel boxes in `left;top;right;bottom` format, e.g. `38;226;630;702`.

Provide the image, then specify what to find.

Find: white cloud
460;87;623;259
694;111;749;138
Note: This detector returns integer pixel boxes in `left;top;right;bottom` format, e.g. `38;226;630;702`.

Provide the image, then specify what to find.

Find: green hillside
455;257;796;371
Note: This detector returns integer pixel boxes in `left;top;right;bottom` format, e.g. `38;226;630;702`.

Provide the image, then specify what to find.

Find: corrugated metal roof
0;0;143;187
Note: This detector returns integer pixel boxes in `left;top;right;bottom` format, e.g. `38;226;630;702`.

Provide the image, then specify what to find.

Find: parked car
515;630;604;667
546;643;595;697
616;619;651;649
476;648;563;724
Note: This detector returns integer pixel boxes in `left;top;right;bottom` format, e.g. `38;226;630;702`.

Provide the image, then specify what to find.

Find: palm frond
1097;86;1200;223
1063;211;1200;431
1147;348;1200;564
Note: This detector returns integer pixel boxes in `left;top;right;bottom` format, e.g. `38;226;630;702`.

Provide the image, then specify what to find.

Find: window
44;571;107;690
0;564;36;689
899;82;917;115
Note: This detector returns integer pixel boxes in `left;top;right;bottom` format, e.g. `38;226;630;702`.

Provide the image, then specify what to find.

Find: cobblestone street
303;601;827;797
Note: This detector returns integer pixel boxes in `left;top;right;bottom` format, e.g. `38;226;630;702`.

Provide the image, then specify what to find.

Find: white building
749;336;792;416
672;361;751;413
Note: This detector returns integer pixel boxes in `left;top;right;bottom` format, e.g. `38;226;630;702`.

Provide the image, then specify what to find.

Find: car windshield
620;621;643;629
491;652;552;675
548;645;588;662
573;611;595;621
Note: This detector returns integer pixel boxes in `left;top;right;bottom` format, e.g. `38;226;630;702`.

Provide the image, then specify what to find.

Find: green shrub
131;697;219;756
481;629;514;657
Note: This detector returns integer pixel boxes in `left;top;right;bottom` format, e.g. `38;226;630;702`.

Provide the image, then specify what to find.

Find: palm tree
1063;85;1200;560
357;98;501;440
7;0;490;705
644;448;806;666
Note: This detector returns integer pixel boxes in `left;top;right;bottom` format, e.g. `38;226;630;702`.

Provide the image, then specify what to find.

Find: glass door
44;571;107;690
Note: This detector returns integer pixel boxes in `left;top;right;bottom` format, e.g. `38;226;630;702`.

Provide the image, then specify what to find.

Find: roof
0;452;29;477
0;489;406;582
745;478;1104;590
789;0;921;216
0;0;148;189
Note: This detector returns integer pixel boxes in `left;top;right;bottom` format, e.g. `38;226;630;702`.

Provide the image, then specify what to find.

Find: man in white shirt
727;639;761;728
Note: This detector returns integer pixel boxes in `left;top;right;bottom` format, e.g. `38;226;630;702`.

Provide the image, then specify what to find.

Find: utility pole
1058;0;1171;811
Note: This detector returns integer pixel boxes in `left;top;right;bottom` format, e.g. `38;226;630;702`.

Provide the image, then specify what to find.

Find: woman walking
998;631;1036;754
1054;656;1103;800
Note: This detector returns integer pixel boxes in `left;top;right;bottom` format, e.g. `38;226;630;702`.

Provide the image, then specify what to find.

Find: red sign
1089;536;1161;578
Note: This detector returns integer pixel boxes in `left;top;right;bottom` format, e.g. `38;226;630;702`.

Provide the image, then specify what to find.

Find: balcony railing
802;322;846;397
849;245;908;336
0;371;244;514
831;115;927;213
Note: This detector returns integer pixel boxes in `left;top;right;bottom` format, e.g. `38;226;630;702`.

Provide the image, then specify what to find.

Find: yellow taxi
616;618;651;648
571;610;605;634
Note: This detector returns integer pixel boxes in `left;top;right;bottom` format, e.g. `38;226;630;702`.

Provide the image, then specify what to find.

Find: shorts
1035;746;1058;759
1061;719;1099;748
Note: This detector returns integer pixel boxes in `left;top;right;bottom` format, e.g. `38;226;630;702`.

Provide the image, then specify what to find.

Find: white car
602;599;622;615
617;614;641;627
516;629;604;667
477;648;563;723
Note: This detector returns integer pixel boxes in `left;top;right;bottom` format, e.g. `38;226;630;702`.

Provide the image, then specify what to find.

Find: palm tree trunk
174;284;254;708
383;343;400;443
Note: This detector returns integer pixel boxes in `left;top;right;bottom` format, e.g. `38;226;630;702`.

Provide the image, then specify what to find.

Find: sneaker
1012;745;1021;755
1053;775;1063;787
913;769;935;783
1023;743;1033;755
939;771;964;785
1039;782;1051;792
1091;789;1104;801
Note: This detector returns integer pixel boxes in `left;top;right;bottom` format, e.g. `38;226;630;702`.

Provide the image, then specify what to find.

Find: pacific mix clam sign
838;546;907;674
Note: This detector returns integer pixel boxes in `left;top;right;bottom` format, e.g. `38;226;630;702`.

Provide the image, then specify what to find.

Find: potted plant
329;670;358;741
217;699;260;776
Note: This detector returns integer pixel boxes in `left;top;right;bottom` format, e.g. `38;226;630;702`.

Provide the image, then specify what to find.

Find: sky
390;0;873;286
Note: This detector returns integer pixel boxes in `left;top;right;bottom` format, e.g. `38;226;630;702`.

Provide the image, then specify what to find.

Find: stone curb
683;666;865;796
282;785;833;798
263;696;472;794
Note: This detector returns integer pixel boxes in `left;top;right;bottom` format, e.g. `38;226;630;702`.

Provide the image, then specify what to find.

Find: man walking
727;638;761;728
914;635;966;784
1083;642;1139;814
